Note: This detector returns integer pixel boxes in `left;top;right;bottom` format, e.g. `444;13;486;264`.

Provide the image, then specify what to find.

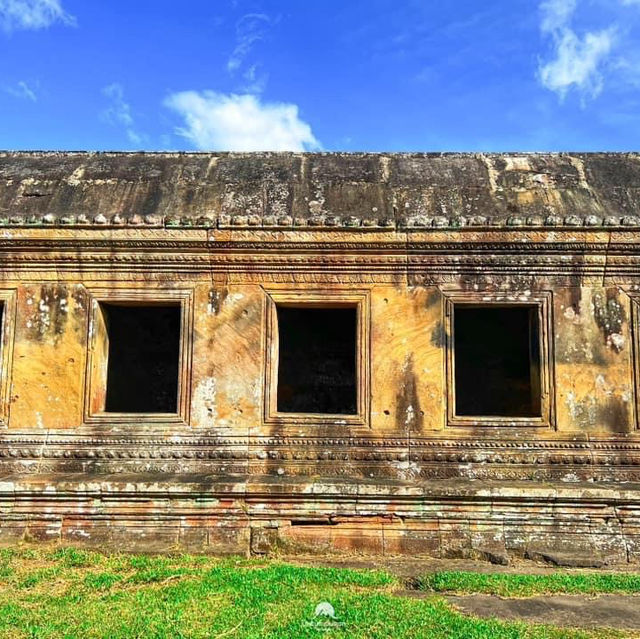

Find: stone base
1;474;639;564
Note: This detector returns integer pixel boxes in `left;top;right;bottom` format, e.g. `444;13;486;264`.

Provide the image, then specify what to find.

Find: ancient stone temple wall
1;151;640;562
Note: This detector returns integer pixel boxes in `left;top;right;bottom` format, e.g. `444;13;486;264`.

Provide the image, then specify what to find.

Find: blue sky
1;0;640;151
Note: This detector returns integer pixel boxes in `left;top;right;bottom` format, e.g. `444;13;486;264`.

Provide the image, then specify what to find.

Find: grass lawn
420;570;640;598
0;547;632;639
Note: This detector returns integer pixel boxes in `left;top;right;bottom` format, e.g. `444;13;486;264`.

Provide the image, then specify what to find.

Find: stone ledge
2;213;640;230
1;474;638;560
2;473;640;500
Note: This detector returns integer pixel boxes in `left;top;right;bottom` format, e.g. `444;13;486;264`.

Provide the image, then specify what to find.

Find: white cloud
241;63;268;94
539;28;615;98
164;91;321;151
4;79;37;101
227;13;270;73
0;0;74;32
540;0;577;32
101;83;144;147
538;0;617;99
227;12;274;94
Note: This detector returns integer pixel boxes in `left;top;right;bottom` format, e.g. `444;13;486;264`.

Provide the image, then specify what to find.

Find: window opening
454;305;541;417
276;306;357;415
102;303;181;413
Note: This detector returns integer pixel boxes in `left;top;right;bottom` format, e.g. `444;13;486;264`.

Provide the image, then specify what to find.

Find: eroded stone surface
2;152;640;227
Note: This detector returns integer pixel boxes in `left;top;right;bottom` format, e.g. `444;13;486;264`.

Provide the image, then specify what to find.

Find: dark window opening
103;303;180;413
454;305;541;417
276;306;357;415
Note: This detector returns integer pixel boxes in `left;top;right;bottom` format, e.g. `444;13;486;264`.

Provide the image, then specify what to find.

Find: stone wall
1;152;640;562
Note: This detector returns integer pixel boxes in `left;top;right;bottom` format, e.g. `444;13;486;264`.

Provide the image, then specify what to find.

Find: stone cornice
1;212;640;230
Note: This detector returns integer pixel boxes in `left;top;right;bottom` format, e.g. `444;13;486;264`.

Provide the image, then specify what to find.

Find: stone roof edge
1;150;639;158
0;212;639;230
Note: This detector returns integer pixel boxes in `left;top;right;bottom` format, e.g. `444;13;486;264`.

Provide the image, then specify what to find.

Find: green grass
420;571;640;597
0;547;628;638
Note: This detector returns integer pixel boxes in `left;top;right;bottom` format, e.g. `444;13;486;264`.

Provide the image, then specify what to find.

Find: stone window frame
0;289;17;428
443;289;555;429
83;287;194;426
627;293;640;431
263;288;371;427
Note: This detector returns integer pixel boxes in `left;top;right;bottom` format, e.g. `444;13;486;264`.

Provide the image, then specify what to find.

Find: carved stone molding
2;434;640;464
3;212;640;231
